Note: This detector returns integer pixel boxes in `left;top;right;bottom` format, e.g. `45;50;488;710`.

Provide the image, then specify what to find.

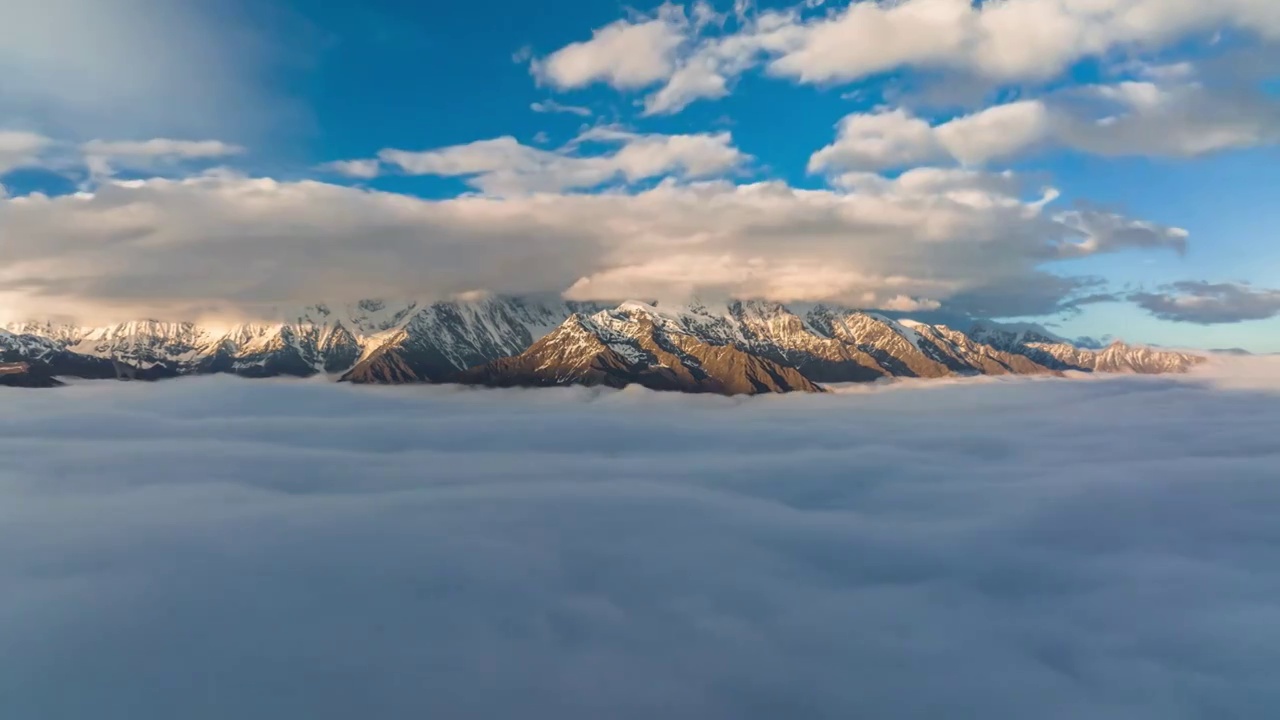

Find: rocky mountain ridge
2;296;1207;394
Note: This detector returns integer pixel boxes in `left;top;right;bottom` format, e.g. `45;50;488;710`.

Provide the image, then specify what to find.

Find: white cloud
810;103;1055;172
810;80;1280;172
532;6;689;90
771;0;1280;85
530;100;593;117
318;159;382;179
546;0;1280;115
876;294;942;313
78;138;246;181
1132;281;1280;324
534;4;805;116
768;0;973;83
376;129;749;196
80;139;245;160
641;9;806;115
381;137;533;177
2;363;1280;717
808;109;944;172
933;100;1054;165
0;131;52;174
0;169;1187;323
643;56;731;115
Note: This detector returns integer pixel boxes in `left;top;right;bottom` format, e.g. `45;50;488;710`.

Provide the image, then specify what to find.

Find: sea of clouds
2;358;1279;719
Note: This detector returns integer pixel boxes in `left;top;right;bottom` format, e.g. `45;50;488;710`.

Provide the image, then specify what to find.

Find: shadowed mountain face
0;362;61;388
3;297;1207;395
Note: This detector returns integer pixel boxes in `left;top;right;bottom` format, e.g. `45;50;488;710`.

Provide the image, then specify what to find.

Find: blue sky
1;0;1278;350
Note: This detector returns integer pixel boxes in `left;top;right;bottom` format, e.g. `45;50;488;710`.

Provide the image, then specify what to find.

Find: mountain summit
2;297;1206;395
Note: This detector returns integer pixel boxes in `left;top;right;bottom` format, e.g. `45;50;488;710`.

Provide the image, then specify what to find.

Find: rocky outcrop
459;304;822;395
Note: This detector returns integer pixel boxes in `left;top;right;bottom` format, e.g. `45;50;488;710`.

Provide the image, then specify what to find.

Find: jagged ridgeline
2;297;1205;395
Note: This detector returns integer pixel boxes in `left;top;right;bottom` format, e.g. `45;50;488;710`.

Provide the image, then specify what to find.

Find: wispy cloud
317;158;382;179
530;100;593;117
80;138;245;179
376;128;749;195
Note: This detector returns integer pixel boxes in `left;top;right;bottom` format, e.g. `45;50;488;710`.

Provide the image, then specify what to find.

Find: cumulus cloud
0;168;1190;323
1132;281;1280;324
2;362;1280;718
532;5;689;91
810;81;1280;172
768;0;975;83
807;108;943;171
810;103;1053;173
376;129;749;195
932;100;1055;165
541;0;1280;116
644;57;731;115
770;0;1280;84
639;9;805;115
531;4;805;116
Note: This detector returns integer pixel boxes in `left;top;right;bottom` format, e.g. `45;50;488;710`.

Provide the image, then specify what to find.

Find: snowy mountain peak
3;296;1207;394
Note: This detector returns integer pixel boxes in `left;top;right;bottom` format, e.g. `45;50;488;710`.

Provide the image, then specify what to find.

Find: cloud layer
0;169;1186;323
2;360;1279;719
1132;281;1280;324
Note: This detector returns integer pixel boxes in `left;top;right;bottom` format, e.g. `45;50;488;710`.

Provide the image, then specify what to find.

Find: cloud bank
0;169;1186;323
2;359;1279;719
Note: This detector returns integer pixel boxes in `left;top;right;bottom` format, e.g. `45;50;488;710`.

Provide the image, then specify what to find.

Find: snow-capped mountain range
1;296;1206;393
